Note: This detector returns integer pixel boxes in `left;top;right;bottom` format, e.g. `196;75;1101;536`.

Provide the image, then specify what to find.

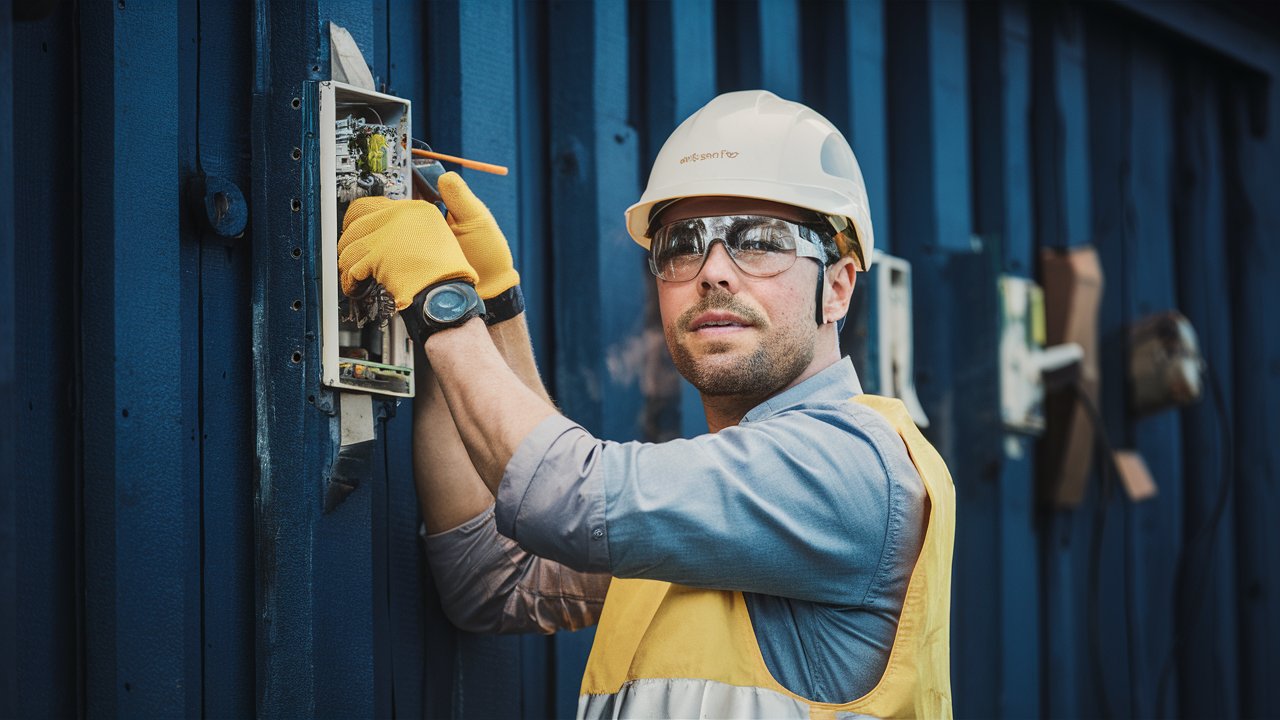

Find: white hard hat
626;90;874;269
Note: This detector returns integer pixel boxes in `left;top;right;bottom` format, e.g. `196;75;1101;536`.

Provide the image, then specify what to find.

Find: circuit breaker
316;81;416;398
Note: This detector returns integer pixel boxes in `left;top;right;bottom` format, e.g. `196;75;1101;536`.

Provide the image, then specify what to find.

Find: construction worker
338;90;956;718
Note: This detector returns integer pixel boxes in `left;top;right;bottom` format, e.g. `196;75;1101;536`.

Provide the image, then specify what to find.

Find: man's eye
738;240;784;253
667;237;704;257
735;231;790;254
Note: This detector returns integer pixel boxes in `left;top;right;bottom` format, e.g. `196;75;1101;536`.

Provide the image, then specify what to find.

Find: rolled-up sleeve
494;404;924;607
424;504;609;634
496;414;612;572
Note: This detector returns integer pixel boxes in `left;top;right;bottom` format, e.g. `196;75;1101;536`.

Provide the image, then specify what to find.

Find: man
338;90;955;718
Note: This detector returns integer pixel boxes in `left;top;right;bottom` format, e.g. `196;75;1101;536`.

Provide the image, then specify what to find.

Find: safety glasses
648;215;829;282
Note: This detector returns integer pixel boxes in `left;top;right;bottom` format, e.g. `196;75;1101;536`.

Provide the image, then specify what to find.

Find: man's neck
701;393;767;434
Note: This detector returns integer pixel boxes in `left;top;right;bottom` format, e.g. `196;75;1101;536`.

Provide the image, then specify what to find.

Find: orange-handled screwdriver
411;148;508;176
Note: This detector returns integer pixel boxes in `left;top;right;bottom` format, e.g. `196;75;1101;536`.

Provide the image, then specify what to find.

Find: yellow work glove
438;172;520;300
338;196;478;311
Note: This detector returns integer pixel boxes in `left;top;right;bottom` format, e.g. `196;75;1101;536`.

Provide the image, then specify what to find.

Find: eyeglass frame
646;214;835;283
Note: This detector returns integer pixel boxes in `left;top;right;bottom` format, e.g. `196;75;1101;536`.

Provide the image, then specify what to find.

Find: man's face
654;198;823;399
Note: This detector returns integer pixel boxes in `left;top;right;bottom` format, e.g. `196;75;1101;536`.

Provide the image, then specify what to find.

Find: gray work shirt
426;357;927;703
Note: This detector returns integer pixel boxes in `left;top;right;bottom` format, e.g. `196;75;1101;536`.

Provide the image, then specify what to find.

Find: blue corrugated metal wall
2;1;1278;718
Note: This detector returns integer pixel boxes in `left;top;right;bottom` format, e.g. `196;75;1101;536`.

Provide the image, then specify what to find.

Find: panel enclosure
317;80;415;397
871;253;930;427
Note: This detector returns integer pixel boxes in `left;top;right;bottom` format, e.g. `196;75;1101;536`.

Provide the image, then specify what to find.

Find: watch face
424;284;474;323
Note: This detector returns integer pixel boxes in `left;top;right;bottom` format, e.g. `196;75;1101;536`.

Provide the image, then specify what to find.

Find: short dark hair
819;234;841;266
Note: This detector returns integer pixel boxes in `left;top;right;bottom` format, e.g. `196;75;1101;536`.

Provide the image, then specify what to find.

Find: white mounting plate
872;253;931;428
317;80;415;398
998;274;1045;433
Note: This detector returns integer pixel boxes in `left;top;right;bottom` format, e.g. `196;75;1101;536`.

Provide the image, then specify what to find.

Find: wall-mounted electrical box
1129;310;1203;416
870;254;930;428
317;81;416;398
1000;276;1047;433
999;275;1084;434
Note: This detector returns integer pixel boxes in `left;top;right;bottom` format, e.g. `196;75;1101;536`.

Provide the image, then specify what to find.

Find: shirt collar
741;357;864;424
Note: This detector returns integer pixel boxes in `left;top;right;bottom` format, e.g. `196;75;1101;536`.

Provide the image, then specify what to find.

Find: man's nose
697;241;740;293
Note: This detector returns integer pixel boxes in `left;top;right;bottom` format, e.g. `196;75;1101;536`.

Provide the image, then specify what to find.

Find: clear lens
649;215;824;282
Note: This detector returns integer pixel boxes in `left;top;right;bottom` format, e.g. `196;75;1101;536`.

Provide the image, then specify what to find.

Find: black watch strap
483;285;525;325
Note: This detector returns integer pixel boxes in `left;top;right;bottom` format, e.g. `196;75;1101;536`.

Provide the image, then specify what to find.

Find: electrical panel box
999;275;1048;433
317;81;416;398
1000;274;1085;434
869;254;930;428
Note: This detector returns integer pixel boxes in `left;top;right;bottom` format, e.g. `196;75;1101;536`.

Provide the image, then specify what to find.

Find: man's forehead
653;196;814;226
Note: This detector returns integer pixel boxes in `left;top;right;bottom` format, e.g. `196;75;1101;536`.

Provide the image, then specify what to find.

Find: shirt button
591;528;604;540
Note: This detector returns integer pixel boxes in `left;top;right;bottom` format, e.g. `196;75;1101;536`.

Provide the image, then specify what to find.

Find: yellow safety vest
579;395;955;719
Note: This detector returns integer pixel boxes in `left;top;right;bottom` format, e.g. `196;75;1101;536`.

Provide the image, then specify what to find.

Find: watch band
482;285;525;325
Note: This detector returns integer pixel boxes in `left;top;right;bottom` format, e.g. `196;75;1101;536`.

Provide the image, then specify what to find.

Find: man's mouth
689;311;752;334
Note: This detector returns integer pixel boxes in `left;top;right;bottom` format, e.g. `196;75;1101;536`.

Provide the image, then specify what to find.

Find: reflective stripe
578;678;880;720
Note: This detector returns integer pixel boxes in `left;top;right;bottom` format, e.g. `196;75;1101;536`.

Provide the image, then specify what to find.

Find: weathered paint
7;4;81;715
758;0;801;98
189;0;258;714
844;0;890;253
1126;34;1184;719
3;1;1279;718
996;5;1041;716
961;4;1043;715
1172;56;1240;719
1032;5;1090;718
251;0;328;714
1085;15;1138;717
1223;64;1280;720
0;0;15;713
1033;3;1092;252
78;0;195;714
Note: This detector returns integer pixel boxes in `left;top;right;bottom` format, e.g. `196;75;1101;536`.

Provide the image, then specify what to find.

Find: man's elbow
442;605;508;635
438;595;561;636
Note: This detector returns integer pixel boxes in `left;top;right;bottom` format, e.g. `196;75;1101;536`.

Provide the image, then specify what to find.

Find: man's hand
338;196;478;311
438;173;520;301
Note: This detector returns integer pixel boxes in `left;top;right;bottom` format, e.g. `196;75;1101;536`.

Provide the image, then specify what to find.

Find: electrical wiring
1073;381;1125;720
337;100;384;125
1073;360;1234;720
1154;362;1234;718
1122;460;1140;718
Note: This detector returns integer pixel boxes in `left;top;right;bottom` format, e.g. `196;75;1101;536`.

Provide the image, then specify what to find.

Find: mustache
676;292;766;331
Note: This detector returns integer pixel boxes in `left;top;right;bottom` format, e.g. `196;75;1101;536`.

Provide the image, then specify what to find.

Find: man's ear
822;256;858;324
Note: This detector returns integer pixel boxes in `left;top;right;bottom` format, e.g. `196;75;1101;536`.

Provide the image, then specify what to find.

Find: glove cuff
483;286;525;326
474;266;521;302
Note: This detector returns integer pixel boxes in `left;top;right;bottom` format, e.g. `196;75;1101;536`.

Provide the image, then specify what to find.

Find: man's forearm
413;313;554;532
412;367;496;533
488;313;555;407
425;317;557;494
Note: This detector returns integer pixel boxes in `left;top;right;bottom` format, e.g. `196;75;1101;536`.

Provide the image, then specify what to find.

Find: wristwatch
402;280;486;345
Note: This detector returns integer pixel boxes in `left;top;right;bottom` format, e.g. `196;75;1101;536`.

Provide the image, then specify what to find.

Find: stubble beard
665;292;815;398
